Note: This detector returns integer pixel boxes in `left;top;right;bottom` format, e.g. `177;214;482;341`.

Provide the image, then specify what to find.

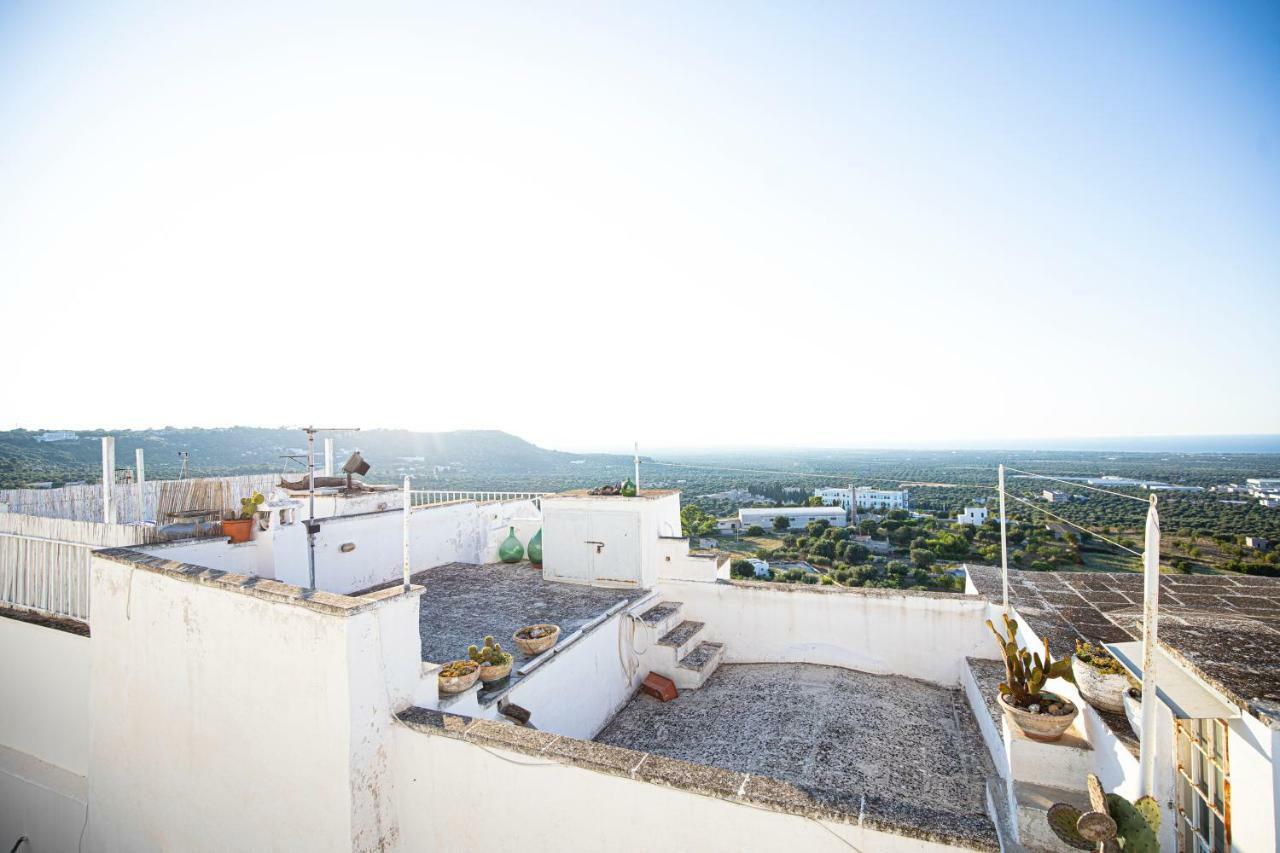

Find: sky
1;2;1277;452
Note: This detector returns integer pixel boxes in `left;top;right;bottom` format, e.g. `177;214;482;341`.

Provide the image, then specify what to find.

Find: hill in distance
0;427;640;489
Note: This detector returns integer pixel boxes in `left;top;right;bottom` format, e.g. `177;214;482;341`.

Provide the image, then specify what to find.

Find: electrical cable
1001;467;1151;504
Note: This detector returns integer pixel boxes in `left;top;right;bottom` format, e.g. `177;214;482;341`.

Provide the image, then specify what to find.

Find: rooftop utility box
539;489;682;589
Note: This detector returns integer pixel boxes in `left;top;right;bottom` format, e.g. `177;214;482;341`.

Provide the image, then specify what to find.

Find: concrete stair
961;655;1099;853
635;601;727;690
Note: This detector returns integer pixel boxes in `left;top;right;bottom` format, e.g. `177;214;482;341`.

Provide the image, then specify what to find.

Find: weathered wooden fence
0;474;282;525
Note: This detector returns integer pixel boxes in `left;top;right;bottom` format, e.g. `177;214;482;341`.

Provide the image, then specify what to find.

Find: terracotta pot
998;691;1078;742
438;662;480;695
478;658;513;683
1072;656;1130;713
1123;688;1143;738
513;623;560;656
223;518;253;544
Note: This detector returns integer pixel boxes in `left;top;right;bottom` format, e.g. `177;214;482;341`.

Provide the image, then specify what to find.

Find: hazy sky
2;2;1277;451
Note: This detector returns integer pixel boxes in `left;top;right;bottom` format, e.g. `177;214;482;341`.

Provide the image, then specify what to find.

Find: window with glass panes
1175;717;1230;852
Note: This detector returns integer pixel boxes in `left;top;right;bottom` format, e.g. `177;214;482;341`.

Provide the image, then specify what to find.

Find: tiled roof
966;564;1280;728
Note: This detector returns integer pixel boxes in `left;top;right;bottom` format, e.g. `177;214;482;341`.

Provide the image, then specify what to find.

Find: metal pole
1138;494;1161;797
324;437;335;477
633;442;640;494
402;475;411;592
135;448;146;524
847;482;856;527
101;437;115;524
306;428;316;590
998;464;1009;614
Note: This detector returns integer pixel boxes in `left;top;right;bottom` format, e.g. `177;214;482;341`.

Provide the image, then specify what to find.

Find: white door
590;512;640;585
544;509;595;582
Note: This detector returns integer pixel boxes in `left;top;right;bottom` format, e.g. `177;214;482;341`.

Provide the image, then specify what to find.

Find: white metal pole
101;437;115;524
135;448;146;524
324;437;335;477
998;464;1009;614
633;442;640;493
402;476;411;592
306;428;316;590
1138;494;1161;797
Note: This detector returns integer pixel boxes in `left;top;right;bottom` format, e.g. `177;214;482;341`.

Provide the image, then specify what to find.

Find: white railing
0;533;93;622
409;490;549;509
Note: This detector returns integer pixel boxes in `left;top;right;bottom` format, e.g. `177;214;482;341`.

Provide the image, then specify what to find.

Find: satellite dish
342;451;370;476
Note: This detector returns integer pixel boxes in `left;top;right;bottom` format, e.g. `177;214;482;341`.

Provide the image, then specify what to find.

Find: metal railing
408;490;549;509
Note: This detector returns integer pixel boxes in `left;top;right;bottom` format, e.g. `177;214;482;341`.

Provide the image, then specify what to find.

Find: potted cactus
223;491;264;543
469;636;513;683
1047;774;1160;852
437;659;480;694
987;613;1078;741
1072;640;1132;713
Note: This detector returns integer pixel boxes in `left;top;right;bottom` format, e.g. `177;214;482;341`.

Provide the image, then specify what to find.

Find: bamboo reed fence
0;474;281;524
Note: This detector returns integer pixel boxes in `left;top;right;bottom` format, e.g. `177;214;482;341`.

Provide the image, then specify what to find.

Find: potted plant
437;659;480;695
1072;639;1131;713
987;613;1078;741
1047;773;1160;852
223;491;264;543
513;623;560;656
1123;686;1143;737
469;636;513;683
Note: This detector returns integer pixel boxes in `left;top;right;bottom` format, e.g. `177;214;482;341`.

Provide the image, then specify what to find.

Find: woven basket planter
513;624;560;656
437;661;480;695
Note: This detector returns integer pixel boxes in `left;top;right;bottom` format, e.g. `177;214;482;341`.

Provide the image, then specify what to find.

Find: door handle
585;540;605;553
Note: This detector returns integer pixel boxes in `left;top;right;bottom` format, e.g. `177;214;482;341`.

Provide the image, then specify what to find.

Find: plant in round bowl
513;623;560;656
987;613;1078;741
1072;639;1132;713
469;636;513;683
437;659;480;695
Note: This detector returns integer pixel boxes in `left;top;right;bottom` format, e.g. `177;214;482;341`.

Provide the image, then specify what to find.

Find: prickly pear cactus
1046;803;1092;850
1107;793;1160;853
1132;796;1161;834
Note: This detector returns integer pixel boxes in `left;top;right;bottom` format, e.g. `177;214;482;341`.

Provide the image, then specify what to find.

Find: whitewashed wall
0;616;91;853
85;553;421;853
1229;710;1278;853
391;727;962;853
660;580;992;686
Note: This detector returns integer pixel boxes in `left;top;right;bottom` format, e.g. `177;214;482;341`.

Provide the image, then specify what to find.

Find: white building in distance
739;506;847;530
956;506;988;526
34;430;78;442
1042;490;1071;503
813;487;909;511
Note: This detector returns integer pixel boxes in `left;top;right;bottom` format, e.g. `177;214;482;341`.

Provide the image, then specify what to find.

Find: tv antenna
300;426;360;590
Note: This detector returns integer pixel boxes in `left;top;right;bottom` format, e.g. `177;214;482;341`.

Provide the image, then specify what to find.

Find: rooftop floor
411;562;642;704
594;663;999;850
965;564;1280;728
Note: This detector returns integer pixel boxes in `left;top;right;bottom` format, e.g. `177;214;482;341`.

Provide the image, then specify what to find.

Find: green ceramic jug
499;527;524;563
621;478;637;497
527;528;543;567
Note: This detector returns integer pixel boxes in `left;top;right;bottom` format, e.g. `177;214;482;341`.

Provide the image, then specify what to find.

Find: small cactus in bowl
239;490;265;519
469;636;513;682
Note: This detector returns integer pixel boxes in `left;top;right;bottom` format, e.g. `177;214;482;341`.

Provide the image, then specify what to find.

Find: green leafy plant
467;636;511;667
987;613;1074;707
238;491;264;519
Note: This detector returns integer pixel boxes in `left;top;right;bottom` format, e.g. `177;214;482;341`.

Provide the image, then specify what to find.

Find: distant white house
813;487;909;511
955;506;988;526
740;506;847;530
34;431;78;443
1245;536;1271;551
716;518;741;534
1042;490;1071;503
1246;478;1280;495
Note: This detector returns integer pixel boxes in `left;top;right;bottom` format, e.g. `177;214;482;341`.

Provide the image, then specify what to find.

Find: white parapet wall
85;549;424;852
658;579;993;686
391;723;967;853
0;613;90;852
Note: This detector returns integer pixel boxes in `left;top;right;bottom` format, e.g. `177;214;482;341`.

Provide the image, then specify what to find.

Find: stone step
1011;780;1090;853
673;641;725;690
637;600;684;635
658;620;706;660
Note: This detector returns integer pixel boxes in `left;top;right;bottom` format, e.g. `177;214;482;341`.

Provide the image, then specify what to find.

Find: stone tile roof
966;564;1280;728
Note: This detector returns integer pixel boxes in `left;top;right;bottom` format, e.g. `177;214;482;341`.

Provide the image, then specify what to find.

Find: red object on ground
641;672;678;702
